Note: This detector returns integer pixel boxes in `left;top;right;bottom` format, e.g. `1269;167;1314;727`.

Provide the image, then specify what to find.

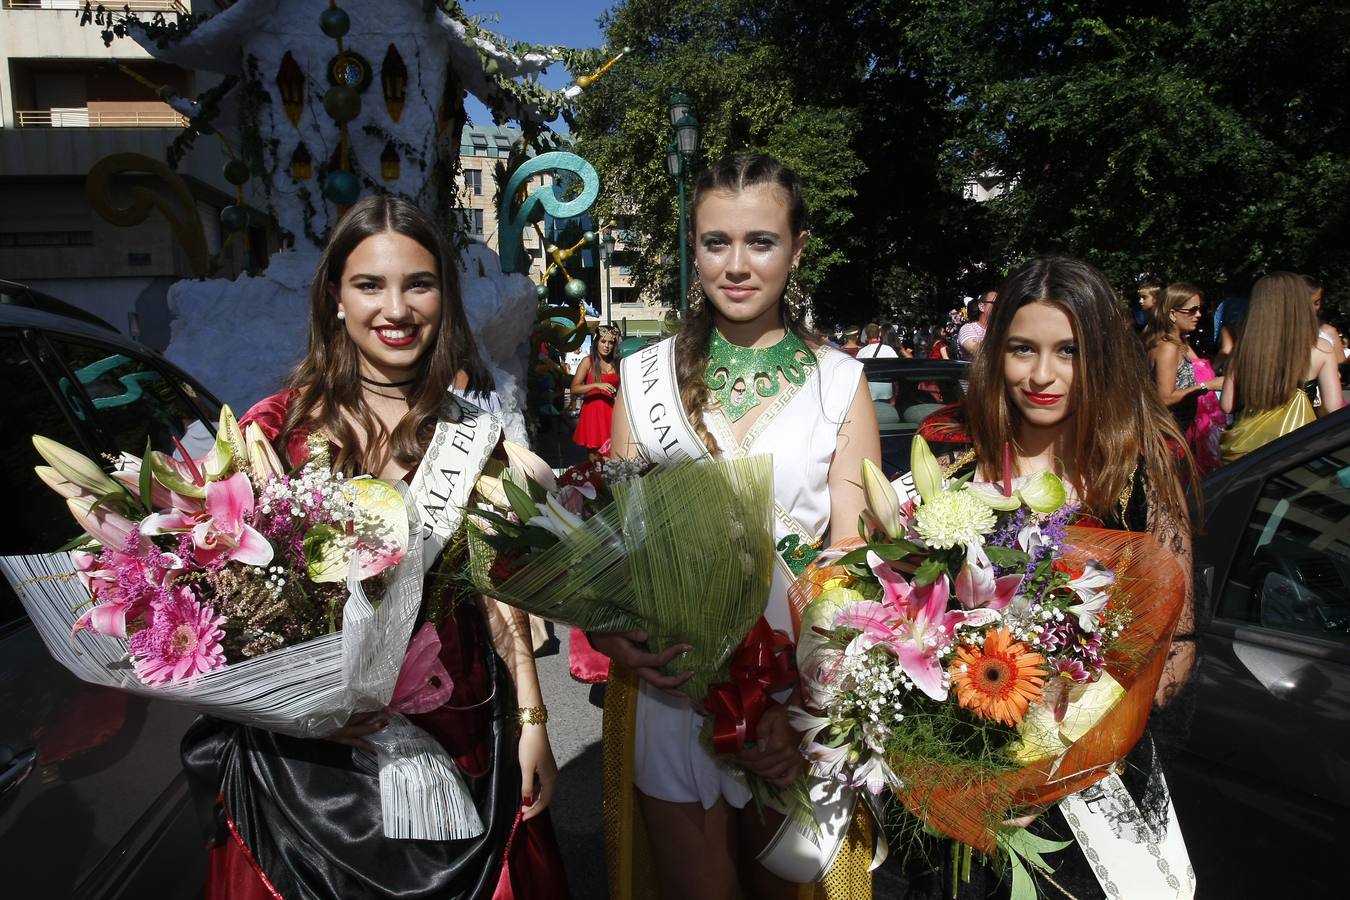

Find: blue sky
462;0;614;130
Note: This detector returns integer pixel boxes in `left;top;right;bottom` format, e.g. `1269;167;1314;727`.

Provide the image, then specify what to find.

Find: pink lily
954;557;1024;613
68;497;143;552
142;473;272;567
73;595;142;639
866;552;998;701
110;453;181;510
390;623;455;715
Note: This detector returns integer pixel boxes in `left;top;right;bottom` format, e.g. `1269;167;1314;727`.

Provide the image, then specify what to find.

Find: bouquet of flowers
789;436;1185;890
1;409;480;841
467;443;778;704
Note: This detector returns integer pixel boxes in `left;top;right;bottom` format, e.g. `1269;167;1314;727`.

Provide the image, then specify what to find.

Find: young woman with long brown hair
1220;271;1344;462
186;195;566;899
592;154;881;899
915;255;1198;899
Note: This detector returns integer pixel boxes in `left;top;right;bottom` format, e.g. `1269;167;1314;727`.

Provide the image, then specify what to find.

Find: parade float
81;0;618;441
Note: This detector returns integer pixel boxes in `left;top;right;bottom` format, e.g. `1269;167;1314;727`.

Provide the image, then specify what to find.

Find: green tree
575;0;1350;323
898;0;1350;303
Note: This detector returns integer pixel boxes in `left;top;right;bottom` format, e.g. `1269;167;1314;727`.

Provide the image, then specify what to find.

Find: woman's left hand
518;722;558;820
736;703;805;787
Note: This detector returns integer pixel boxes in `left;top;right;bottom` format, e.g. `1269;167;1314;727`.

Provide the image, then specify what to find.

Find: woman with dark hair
185;195;566;899
570;323;622;462
593;154;882;898
1220;272;1343;462
1143;282;1225;473
914;255;1198;899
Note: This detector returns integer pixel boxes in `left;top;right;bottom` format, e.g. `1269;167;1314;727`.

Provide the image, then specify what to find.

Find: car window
867;369;963;435
47;339;204;457
1218;444;1350;642
0;333;92;627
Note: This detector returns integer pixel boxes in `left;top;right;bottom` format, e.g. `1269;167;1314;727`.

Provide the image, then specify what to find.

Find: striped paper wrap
1;394;503;842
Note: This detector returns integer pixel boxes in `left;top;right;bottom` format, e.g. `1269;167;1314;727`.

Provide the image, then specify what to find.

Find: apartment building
0;0;262;350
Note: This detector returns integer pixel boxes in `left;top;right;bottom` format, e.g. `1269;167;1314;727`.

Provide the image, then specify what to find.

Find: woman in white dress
592;155;881;899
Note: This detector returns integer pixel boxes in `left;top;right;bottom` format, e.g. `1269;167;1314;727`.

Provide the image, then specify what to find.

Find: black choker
360;374;416;388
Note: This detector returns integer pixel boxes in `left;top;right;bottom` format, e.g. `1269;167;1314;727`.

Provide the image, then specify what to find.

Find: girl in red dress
570;325;621;462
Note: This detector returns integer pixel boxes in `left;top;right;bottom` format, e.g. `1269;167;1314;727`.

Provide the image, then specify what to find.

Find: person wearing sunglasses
1143;283;1226;474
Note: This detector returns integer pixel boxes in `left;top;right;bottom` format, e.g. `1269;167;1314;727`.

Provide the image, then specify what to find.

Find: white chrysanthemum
913;489;997;550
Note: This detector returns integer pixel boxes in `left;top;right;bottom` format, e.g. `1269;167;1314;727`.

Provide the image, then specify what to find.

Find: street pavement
535;624;608;898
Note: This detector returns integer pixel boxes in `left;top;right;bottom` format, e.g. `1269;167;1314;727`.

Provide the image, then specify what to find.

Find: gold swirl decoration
85;152;211;278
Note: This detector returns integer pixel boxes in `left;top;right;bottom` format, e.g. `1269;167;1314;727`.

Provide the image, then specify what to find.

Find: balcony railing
16;108;190;128
3;0;183;10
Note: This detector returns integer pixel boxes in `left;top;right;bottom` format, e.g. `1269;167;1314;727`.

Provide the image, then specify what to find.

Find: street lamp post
601;230;616;324
667;93;699;317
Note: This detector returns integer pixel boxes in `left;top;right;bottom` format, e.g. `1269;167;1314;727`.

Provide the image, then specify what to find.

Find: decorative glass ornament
318;6;350;38
323;85;361;124
323;171;360;205
220;205;249;232
222;159;250;186
563;279;588;301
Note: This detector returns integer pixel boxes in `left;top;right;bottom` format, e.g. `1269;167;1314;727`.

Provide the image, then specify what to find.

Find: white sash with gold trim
619;337;874;881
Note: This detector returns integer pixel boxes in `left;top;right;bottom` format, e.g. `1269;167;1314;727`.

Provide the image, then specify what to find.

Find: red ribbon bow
705;617;797;755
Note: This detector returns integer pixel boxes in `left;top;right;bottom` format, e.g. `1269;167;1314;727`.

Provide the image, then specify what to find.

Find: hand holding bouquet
789;436;1185;887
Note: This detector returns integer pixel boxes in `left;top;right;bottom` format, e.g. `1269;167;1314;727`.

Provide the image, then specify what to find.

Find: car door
865;362;965;478
0;328;206;898
1177;435;1350;895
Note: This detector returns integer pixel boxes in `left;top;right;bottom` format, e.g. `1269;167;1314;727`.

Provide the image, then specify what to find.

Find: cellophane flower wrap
467;444;776;703
788;436;1185;868
0;407;486;841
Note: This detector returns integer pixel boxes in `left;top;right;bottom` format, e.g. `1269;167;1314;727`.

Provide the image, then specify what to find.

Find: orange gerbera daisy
949;628;1048;726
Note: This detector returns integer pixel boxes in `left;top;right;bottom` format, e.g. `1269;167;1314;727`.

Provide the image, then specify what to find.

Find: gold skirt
601;667;875;900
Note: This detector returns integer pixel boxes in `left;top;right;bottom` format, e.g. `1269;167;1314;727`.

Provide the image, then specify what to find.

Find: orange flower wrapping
787;526;1186;854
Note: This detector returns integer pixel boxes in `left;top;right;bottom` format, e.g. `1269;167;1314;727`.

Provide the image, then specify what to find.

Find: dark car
1;302;219;897
861;356;968;478
1169;409;1350;897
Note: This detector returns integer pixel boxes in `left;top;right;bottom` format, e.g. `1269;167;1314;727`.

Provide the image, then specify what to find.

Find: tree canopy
574;0;1350;323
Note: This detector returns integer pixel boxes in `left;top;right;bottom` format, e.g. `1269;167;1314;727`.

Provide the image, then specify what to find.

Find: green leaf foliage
574;0;1350;323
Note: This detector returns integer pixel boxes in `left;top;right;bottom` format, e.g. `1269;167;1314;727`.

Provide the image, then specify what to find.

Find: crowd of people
172;148;1350;899
836;269;1344;478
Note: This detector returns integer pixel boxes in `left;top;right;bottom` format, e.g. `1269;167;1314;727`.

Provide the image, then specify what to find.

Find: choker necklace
705;329;816;422
360;374;416;388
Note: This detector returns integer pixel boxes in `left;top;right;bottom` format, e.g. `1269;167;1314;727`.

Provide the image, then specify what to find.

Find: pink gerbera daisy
128;587;228;685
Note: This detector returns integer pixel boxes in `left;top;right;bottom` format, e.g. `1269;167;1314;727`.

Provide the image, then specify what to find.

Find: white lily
861;458;905;539
804;741;852;779
527;492;584;538
474;474;512;509
853;753;902;795
787;707;834;748
908;434;944;504
32;435;121;497
502;440;558;492
1065;560;1116;629
243;422;285;481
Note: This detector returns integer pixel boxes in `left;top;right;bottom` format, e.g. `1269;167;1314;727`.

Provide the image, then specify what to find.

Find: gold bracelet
516;705;548;726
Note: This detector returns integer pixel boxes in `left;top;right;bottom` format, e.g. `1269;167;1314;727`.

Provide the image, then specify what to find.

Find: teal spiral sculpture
497;151;599;275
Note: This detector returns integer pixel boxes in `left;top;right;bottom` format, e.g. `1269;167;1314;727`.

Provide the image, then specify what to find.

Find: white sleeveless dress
628;344;864;807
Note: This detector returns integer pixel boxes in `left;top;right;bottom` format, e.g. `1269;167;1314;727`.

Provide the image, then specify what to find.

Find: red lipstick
1022;390;1062;406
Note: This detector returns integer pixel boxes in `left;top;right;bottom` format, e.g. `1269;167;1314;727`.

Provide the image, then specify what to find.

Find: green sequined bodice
704;329;817;422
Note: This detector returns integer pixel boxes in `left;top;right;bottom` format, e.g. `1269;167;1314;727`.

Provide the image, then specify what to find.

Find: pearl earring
336;308;346;320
